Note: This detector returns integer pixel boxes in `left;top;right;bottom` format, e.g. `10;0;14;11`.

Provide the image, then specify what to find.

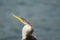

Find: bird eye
23;20;24;22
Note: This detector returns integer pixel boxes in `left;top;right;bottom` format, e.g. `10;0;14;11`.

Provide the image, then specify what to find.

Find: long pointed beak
12;14;23;22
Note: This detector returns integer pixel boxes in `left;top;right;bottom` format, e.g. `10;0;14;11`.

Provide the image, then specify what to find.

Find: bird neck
24;23;32;27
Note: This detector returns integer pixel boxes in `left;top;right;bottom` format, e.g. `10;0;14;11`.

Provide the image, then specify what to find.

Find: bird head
12;14;30;25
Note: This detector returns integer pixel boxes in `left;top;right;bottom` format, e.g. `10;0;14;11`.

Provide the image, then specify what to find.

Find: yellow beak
12;14;23;22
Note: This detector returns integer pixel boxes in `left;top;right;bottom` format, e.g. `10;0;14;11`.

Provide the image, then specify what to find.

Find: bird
12;14;37;40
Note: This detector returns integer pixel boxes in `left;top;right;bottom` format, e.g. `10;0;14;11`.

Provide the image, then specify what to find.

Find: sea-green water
0;0;60;40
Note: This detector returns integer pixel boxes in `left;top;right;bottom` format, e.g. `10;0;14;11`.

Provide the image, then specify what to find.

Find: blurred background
0;0;60;40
